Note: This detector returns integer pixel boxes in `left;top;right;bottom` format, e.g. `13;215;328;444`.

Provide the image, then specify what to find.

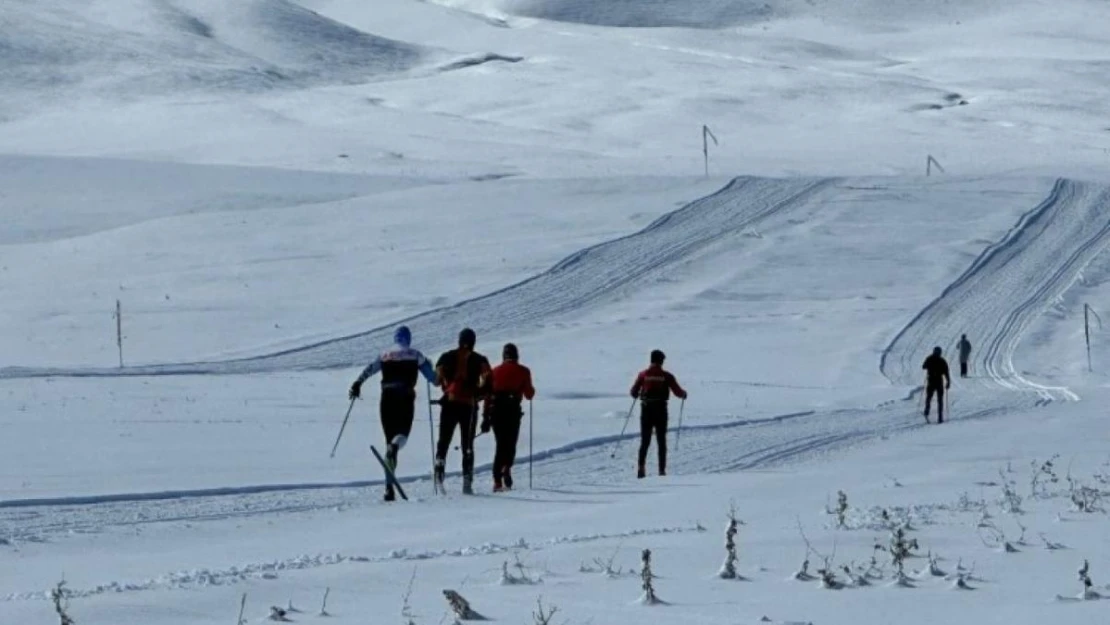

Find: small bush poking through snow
532;597;559;625
638;549;666;605
51;581;75;625
1030;454;1060;499
718;503;746;580
443;589;487;621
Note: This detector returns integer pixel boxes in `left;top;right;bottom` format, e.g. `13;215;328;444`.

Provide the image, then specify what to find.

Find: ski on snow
370;445;409;501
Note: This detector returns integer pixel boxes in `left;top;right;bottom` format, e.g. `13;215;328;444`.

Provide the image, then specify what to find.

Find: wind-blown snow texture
4;1;1110;624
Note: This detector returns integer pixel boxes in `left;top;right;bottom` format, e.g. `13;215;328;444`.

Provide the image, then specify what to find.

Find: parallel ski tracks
881;179;1110;403
0;176;837;379
6;177;1110;576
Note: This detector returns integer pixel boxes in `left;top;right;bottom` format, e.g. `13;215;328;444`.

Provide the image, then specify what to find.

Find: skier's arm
349;356;382;399
522;367;536;401
355;357;382;384
667;372;688;399
417;353;437;384
630;372;644;399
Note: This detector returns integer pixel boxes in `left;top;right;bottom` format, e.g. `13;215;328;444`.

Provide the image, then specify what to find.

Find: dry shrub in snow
443;589;487;621
51;581;75;625
637;549;666;605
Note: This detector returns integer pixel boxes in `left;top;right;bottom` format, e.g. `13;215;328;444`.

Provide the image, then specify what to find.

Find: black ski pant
638;402;669;473
492;408;523;484
924;384;945;422
436;400;476;478
380;390;416;460
959;361;968;377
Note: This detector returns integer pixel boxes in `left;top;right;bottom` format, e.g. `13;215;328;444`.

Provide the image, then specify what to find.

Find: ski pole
609;398;637;459
329;398;357;458
528;399;534;490
675;398;686;451
426;382;440;494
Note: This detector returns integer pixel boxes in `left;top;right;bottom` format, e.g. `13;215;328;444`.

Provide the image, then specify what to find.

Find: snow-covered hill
3;0;1110;624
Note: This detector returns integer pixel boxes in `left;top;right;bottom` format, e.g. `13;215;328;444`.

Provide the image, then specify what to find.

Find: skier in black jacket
922;346;951;423
433;328;491;495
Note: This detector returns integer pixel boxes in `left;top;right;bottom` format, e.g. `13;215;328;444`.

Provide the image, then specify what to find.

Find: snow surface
4;0;1110;624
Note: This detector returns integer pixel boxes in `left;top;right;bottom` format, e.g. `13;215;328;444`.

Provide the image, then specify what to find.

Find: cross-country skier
957;334;972;378
434;328;491;494
348;325;437;501
630;350;687;479
481;343;535;492
922;346;951;424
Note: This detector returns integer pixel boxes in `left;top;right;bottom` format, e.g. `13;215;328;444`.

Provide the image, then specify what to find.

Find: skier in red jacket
630;350;687;478
481;343;535;492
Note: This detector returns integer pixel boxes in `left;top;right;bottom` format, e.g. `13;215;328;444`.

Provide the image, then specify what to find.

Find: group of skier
347;323;968;499
920;333;973;424
347;326;686;499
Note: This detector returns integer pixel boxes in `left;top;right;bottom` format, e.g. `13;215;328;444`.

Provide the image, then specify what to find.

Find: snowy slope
5;0;1110;624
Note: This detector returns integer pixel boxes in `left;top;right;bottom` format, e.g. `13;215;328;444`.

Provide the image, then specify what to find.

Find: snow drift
0;0;429;115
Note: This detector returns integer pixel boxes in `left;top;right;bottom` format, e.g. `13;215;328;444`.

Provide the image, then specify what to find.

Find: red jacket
484;360;535;417
631;365;686;402
490;361;535;400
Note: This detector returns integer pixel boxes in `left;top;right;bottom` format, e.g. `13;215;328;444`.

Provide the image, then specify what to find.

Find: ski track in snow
6;177;1110;602
882;178;1110;403
0;176;837;377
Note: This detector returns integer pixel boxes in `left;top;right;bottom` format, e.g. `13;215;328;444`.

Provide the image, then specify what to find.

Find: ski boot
384;487;396;502
637;464;646;479
503;468;513;491
434;459;446;492
493;476;504;493
462;472;474;495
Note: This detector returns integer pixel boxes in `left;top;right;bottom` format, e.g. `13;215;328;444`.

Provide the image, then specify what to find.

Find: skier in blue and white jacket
349;325;437;500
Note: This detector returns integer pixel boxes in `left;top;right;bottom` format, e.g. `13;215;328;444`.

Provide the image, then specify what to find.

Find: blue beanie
394;325;412;347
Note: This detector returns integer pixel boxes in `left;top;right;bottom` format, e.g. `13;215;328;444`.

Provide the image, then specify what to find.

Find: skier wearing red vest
630;350;687;478
481;343;535;492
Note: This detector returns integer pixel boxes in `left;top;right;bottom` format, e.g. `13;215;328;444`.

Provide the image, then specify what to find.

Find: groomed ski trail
0;177;836;378
880;179;1110;402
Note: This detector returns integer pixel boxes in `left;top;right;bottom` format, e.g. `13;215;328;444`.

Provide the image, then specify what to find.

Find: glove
348;382;362;400
480;417;492;434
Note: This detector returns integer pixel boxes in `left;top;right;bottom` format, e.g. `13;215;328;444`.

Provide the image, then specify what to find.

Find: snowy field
4;0;1110;624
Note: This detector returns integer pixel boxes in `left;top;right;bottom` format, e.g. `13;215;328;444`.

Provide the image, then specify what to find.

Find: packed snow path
881;179;1110;402
0;177;837;377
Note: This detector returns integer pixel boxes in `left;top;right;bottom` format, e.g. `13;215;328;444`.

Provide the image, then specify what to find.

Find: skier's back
957;334;972;378
483;343;535;492
434;328;491;494
630;350;687;478
921;346;951;424
348;325;436;500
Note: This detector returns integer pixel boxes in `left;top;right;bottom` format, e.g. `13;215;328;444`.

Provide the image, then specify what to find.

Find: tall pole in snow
115;299;123;368
703;125;718;178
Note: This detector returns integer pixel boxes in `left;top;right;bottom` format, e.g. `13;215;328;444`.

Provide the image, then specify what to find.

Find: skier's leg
504;414;522;489
924;386;935;416
492;415;507;488
435;404;459;480
637;409;651;478
656;413;668;476
379;394;398;500
460;404;477;492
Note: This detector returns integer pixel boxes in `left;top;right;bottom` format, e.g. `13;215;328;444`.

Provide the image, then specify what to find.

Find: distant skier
630;350;687;478
957;334;972;378
434;328;491;494
482;343;535;492
922;346;951;424
348;325;437;501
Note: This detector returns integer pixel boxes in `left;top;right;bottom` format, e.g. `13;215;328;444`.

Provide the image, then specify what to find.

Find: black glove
348;381;362;400
480;417;492;434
